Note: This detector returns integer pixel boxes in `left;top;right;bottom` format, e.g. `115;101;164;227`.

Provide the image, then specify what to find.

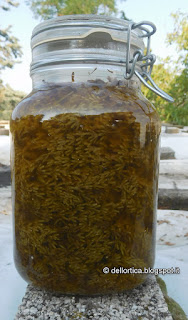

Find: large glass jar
11;15;163;295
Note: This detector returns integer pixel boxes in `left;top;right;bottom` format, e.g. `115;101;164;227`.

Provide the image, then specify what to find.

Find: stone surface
0;135;10;166
14;275;173;320
0;163;11;187
156;209;188;247
159;160;188;176
158;189;188;210
158;160;188;210
0;129;9;136
0;128;9;135
182;126;188;133
0;186;12;215
160;147;175;160
165;127;180;134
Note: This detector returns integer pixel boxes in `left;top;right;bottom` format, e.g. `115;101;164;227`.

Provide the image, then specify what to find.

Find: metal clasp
124;21;174;103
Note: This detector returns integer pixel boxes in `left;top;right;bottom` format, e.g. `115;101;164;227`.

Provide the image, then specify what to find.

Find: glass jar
11;15;167;295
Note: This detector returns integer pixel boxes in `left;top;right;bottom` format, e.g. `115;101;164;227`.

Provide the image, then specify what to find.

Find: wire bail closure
124;21;174;103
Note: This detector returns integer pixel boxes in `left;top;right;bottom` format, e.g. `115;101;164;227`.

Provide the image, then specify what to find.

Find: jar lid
31;15;174;102
31;14;144;75
31;14;144;48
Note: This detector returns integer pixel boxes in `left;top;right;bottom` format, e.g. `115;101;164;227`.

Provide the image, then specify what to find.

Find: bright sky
1;0;188;93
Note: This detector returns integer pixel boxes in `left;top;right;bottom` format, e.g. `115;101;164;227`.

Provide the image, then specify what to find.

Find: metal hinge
124;21;174;103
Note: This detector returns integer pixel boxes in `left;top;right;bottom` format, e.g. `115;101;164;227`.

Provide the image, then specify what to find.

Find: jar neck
31;63;141;91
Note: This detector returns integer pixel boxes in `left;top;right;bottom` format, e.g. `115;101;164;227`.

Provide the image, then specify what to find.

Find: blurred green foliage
142;11;188;126
27;0;121;19
0;1;24;120
0;1;22;70
0;82;25;119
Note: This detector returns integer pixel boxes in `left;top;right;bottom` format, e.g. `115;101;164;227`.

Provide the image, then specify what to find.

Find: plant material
11;81;160;294
156;276;188;320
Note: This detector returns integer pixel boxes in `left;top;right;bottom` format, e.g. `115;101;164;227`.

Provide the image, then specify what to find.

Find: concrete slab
155;246;188;317
156;209;188;315
0;164;11;187
158;189;188;210
0;186;12;215
156;209;188;248
159;176;188;190
0;135;10;166
160;134;188;160
158;160;188;210
0;213;27;320
159;160;188;177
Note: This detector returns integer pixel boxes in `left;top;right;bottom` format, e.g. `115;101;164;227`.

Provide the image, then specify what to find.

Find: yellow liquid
11;83;160;294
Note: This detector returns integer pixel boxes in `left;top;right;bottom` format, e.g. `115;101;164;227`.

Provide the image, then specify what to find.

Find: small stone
159;306;168;313
37;305;43;311
22;308;30;316
0;128;9;135
160;147;175;160
30;306;38;315
165;126;180;134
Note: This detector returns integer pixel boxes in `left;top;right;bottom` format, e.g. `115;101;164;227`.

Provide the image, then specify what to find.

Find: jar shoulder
11;82;160;122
